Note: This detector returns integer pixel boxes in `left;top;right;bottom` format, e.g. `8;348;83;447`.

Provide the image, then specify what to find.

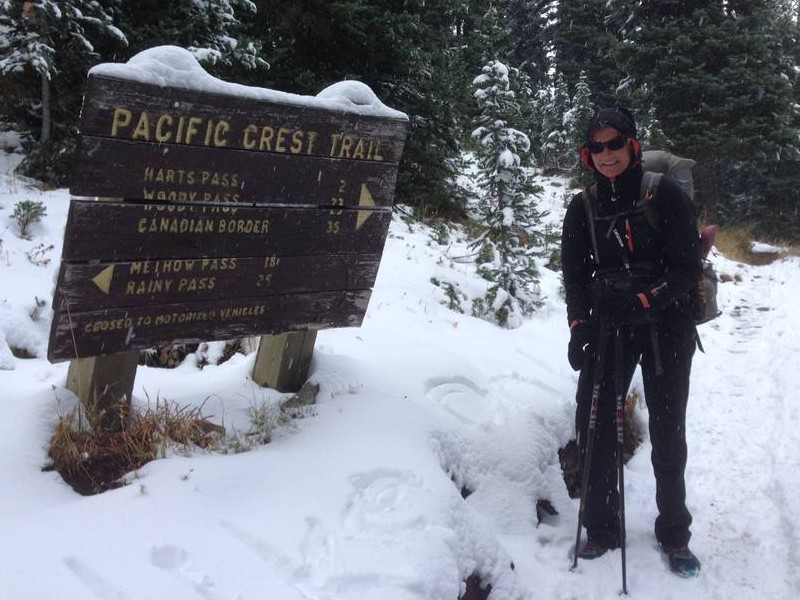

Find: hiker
561;107;702;577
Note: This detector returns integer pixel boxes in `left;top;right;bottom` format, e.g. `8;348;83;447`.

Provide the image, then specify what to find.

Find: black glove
568;321;593;371
594;288;650;323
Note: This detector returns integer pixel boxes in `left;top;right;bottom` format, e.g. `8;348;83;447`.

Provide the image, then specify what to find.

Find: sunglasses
586;136;628;154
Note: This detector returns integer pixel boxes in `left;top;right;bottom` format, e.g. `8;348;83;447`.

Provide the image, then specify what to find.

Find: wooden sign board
70;75;407;207
72;136;400;207
59;201;392;261
49;290;372;360
48;72;407;362
54;251;382;311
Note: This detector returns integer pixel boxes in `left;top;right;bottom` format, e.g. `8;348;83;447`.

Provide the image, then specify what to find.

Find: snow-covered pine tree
470;60;544;328
507;0;556;92
552;0;621;106
113;0;267;84
638;105;671;150
0;0;126;183
0;0;125;143
540;73;573;173
565;71;594;159
183;0;267;76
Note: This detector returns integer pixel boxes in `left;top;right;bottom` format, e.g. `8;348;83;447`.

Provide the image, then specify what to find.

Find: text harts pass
142;168;241;202
110;108;386;160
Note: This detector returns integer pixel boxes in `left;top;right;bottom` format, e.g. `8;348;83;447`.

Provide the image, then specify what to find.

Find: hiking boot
662;544;701;578
577;539;611;560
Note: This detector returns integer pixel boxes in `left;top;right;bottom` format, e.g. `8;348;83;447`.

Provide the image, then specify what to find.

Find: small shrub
475;240;494;265
12;199;46;239
246;399;287;444
431;277;467;313
429;220;450;245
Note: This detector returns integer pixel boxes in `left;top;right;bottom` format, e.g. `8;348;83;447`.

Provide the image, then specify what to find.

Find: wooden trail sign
48;47;408;367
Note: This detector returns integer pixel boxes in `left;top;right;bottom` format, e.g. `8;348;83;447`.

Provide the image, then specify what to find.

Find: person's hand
595;288;650;323
568;321;594;371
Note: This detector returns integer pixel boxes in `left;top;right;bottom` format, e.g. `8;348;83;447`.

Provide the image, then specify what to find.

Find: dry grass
47;400;222;495
712;226;797;265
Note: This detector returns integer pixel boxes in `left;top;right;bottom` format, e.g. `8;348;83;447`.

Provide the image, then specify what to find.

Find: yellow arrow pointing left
92;265;114;294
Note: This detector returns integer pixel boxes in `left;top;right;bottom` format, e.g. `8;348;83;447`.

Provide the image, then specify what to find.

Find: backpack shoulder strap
641;171;662;197
639;171;663;232
581;184;601;265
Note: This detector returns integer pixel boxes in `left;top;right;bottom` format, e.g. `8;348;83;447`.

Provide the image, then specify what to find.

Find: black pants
575;316;696;549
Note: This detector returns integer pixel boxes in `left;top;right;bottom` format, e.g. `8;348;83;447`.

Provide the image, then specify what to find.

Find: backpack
642;150;695;200
582;150;721;326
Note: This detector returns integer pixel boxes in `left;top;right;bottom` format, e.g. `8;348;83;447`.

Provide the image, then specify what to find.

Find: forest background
1;0;800;243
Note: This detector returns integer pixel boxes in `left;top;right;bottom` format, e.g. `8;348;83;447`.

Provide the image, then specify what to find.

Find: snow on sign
48;46;408;362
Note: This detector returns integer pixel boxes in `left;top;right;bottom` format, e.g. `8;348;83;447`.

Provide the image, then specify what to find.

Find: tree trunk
40;71;51;143
692;159;719;225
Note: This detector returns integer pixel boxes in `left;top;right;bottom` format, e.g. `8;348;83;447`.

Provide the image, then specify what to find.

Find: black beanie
585;107;637;141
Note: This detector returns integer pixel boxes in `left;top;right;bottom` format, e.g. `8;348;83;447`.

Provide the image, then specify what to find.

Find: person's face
588;127;631;180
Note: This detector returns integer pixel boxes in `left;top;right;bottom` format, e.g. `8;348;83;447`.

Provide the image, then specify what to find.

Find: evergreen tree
565;71;593;160
550;0;621;106
112;0;266;81
255;0;471;217
539;73;573;173
716;0;800;238
613;0;798;223
470;60;543;327
0;0;127;183
638;105;672;150
507;0;556;92
450;0;517;133
468;1;514;65
527;87;549;166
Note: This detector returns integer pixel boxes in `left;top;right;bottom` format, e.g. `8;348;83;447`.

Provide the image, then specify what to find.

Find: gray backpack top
642;150;696;200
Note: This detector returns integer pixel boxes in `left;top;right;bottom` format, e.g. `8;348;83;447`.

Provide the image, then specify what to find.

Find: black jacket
561;162;701;325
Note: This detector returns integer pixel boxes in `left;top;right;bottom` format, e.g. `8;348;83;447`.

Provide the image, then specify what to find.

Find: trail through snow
683;260;800;598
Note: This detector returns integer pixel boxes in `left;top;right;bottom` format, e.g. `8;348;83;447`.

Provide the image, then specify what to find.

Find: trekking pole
572;324;610;571
614;327;628;595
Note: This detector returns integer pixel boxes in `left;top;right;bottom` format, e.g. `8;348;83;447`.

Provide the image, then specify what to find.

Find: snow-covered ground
1;143;798;600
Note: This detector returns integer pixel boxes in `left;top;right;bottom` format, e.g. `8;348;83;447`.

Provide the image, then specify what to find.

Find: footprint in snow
344;469;427;533
423;376;498;426
150;543;224;600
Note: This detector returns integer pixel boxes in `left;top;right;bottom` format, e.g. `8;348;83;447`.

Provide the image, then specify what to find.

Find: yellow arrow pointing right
92;265;114;294
356;184;376;230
